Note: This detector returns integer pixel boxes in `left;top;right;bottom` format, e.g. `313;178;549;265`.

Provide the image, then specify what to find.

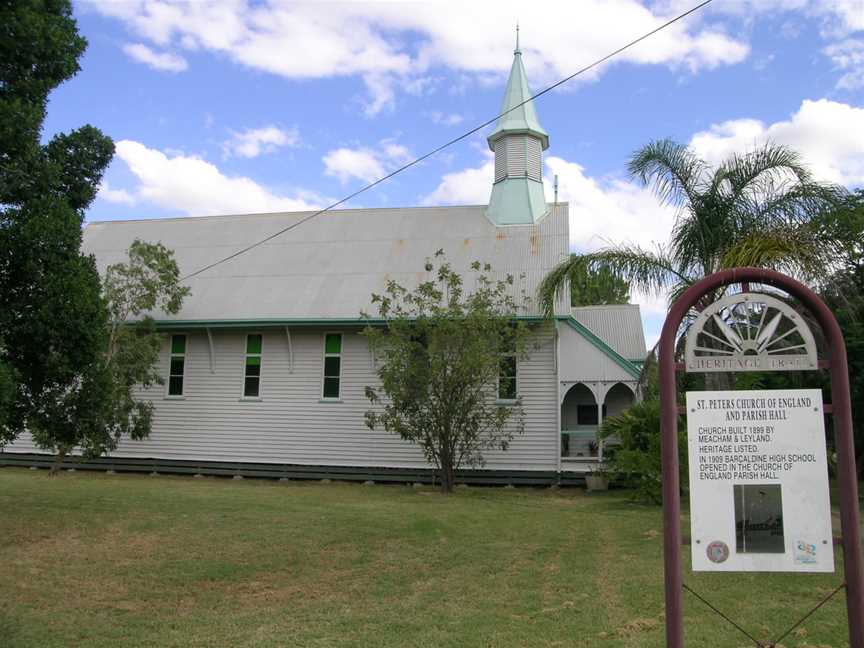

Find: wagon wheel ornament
684;292;818;372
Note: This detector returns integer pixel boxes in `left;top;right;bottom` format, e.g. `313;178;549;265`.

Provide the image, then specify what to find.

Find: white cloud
545;156;678;253
824;39;864;90
657;1;863;86
113;140;324;215
323;148;386;185
381;142;412;165
660;0;862;35
430;112;465;126
813;0;864;37
548;156;678;319
223;125;300;158
91;0;752;113
322;140;413;185
421;152;493;206
97;181;136;206
121;42;187;72
688;99;864;186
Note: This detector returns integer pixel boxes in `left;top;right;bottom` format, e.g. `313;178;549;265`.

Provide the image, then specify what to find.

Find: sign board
686;388;834;572
684;292;818;373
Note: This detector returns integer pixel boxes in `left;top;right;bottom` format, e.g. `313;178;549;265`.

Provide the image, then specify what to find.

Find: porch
560;381;636;462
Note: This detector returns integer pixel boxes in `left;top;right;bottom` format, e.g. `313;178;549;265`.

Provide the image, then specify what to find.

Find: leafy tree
0;356;16;431
0;1;114;446
817;190;864;477
99;241;189;453
731;191;864;476
27;239;189;470
539;140;848;316
567;257;630;306
363;252;532;492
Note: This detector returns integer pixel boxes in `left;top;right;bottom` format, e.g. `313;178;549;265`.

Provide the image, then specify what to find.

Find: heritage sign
686;389;833;572
657;268;863;648
684;292;818;373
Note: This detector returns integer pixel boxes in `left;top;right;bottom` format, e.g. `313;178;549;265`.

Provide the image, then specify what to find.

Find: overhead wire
180;0;714;282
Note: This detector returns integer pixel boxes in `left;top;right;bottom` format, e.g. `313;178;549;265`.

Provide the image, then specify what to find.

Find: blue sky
51;1;864;344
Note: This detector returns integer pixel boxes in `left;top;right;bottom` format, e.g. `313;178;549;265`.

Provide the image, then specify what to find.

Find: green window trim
167;334;186;396
322;333;342;399
243;333;263;398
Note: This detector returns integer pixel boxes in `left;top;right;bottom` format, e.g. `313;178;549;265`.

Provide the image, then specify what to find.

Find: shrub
600;399;687;504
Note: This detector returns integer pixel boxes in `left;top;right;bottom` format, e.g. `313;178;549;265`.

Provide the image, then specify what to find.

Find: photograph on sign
686;389;834;572
734;484;784;554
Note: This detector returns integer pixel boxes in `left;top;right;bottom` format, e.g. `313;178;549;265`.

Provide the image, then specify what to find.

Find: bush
0;358;16;432
600;399;687;504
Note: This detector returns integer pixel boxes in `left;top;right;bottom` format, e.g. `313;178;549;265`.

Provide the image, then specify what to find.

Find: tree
26;239;188;470
99;241;189;454
567;257;630;306
538;140;848;316
362;252;531;492
0;1;115;447
0;356;16;431
817;190;864;477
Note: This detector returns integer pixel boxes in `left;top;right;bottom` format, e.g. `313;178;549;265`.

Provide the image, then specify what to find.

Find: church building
2;45;646;484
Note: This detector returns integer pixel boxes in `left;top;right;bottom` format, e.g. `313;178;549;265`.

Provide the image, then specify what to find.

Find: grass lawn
0;468;857;648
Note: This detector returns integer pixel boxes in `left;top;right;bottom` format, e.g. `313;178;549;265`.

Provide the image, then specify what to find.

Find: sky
50;0;864;346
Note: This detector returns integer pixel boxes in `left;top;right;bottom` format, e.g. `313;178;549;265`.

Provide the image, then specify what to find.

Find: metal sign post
658;267;863;648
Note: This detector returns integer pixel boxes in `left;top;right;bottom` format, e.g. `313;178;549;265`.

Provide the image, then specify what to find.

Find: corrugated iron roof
570;304;647;361
83;204;571;322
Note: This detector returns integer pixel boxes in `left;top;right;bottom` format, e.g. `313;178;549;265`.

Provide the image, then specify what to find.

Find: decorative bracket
205;327;216;373
284;327;294;373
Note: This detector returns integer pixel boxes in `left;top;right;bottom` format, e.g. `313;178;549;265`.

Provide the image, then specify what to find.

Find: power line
180;0;714;282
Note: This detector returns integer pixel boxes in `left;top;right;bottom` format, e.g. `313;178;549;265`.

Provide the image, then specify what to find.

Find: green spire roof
487;46;549;151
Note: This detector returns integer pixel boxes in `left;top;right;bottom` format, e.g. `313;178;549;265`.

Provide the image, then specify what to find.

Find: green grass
0;468;855;647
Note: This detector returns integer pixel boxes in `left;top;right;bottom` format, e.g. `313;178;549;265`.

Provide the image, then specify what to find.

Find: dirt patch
615;617;659;637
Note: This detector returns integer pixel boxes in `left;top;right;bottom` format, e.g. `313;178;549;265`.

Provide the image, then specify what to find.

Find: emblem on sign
685;293;818;373
794;540;818;565
706;540;730;564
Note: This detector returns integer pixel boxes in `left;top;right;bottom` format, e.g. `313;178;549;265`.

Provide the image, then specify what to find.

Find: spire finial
515;23;520;54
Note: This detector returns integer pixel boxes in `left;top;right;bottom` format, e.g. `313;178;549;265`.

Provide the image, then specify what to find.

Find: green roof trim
147;316;549;329
560;316;641;379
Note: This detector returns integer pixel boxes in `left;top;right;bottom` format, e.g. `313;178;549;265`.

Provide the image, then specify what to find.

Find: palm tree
538;139;848;316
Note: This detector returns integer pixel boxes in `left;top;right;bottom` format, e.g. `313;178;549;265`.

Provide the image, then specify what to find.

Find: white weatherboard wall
558;323;636;384
6;326;559;472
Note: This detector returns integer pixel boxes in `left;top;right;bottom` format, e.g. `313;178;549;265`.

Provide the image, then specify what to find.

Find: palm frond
751;182;848;228
719;225;830;280
669;199;730;277
712;142;812;205
628;139;707;209
537;246;690;317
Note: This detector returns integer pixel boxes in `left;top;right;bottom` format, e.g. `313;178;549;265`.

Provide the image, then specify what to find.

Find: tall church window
322;333;342;399
243;334;263;398
167;334;186;397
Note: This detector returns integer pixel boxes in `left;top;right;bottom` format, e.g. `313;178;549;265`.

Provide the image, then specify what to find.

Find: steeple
486;32;550;226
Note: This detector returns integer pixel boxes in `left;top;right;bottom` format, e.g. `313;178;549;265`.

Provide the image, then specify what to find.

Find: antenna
515;23;520;53
554;174;559;205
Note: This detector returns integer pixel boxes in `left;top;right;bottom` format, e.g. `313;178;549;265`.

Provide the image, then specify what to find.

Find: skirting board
0;452;589;486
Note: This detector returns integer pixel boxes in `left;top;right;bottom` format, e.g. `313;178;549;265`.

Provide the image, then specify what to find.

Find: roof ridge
84;202;570;228
571;303;640;311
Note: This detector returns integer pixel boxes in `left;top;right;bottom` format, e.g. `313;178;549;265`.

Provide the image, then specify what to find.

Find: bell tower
486;30;550;226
